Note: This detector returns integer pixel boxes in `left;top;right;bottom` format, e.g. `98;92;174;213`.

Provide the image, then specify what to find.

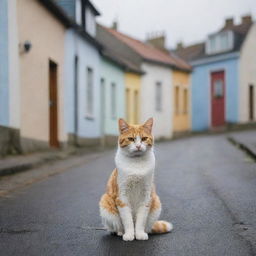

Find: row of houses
0;0;255;156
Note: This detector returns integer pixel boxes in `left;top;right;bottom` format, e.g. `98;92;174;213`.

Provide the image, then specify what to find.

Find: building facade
56;0;104;146
125;72;141;125
98;26;191;139
16;0;71;152
175;16;255;131
0;0;21;155
99;57;125;146
172;70;191;132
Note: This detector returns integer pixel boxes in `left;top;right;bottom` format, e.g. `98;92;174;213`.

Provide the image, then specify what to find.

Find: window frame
85;67;94;119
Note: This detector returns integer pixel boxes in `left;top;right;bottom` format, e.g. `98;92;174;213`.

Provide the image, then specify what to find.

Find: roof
85;0;100;16
96;25;144;74
174;18;253;62
38;0;73;27
101;26;191;72
46;0;102;50
173;43;205;62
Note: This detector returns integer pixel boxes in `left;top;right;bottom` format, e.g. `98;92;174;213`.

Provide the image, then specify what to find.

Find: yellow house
173;70;191;132
125;72;142;125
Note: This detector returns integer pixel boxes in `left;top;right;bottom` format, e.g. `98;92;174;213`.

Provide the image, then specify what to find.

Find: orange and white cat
99;118;173;241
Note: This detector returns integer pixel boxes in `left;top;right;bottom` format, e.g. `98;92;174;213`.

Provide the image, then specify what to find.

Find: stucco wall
125;72;141;124
239;23;256;122
100;57;125;136
191;56;239;131
64;29;101;139
17;0;67;146
8;0;20;129
141;63;173;139
173;70;191;132
0;0;9;127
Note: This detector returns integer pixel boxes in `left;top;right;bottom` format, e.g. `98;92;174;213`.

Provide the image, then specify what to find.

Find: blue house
55;0;104;146
175;16;256;131
0;0;20;155
55;0;132;147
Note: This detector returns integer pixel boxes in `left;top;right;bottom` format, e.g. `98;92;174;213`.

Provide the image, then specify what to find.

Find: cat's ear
143;118;153;133
118;118;130;134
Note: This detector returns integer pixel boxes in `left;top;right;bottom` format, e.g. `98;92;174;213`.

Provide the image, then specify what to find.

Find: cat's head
118;118;154;156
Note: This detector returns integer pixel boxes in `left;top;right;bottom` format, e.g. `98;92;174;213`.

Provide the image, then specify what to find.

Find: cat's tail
151;220;173;234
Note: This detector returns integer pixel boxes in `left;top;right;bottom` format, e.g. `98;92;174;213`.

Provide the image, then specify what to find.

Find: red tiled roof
103;26;191;71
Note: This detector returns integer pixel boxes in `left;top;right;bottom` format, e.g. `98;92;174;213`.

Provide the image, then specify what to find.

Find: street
0;132;256;256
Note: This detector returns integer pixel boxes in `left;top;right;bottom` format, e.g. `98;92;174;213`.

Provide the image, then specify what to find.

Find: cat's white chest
115;149;155;214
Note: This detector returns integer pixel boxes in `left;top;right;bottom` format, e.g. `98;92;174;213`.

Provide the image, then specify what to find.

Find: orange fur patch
99;169;126;215
152;221;169;233
149;186;161;212
119;125;153;148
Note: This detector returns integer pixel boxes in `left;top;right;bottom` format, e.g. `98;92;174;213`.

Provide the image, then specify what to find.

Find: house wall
64;29;101;144
17;0;67;151
125;72;141;125
191;56;239;131
8;0;20;129
173;70;191;132
100;57;125;140
0;0;9;127
141;63;173;139
239;23;256;122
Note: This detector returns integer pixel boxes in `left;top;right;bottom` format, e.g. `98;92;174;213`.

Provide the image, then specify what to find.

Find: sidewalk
228;130;256;159
0;145;104;177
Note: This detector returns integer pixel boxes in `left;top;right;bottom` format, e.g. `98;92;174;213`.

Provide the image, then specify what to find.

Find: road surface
1;132;256;256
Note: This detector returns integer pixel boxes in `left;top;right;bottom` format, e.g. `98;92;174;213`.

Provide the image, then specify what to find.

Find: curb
227;136;256;161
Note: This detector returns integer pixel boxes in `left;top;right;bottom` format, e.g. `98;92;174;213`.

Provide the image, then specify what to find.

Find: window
85;7;96;37
134;90;139;124
75;0;82;25
111;82;117;119
175;86;179;114
126;88;130;121
206;31;233;54
214;80;224;98
220;32;229;50
155;82;162;111
86;67;93;117
183;88;188;114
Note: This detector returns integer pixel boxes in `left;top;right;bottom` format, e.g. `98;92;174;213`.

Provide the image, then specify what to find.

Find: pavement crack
77;226;107;231
0;228;38;234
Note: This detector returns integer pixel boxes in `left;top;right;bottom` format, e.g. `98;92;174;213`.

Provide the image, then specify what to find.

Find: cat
99;118;173;241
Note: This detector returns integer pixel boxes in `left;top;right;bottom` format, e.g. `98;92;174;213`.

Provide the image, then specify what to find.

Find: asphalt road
1;133;256;256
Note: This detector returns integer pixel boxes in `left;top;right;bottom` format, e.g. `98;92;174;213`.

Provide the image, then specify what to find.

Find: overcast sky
92;0;256;49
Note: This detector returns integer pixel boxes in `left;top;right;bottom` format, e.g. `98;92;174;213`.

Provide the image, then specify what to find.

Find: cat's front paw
136;231;148;240
122;231;134;241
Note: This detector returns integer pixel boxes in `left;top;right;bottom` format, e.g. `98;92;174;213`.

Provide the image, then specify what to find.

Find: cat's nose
136;145;141;150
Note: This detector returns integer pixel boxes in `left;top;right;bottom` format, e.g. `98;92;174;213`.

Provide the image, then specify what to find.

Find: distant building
147;35;192;133
98;26;191;139
175;16;256;131
96;24;143;145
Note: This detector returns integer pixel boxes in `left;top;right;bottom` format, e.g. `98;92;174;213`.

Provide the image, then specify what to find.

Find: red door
211;71;225;127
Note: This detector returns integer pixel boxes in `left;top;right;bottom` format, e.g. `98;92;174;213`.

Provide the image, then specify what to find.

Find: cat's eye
128;137;134;141
142;137;148;141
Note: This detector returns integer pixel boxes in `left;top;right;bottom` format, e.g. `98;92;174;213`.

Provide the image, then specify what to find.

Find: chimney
176;41;183;50
146;31;166;50
112;20;118;30
225;18;234;27
242;15;252;25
